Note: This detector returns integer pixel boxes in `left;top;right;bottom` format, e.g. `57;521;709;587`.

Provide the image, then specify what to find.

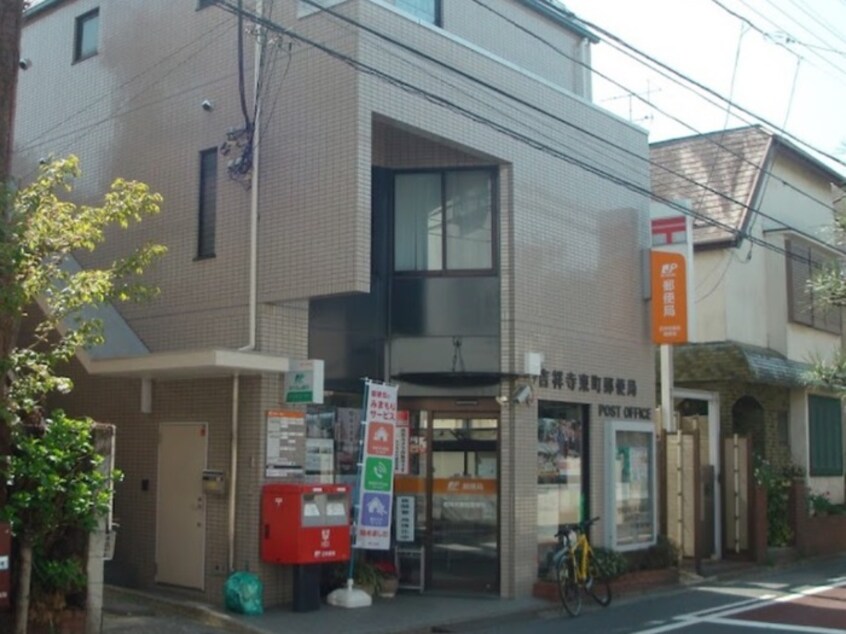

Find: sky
563;0;846;176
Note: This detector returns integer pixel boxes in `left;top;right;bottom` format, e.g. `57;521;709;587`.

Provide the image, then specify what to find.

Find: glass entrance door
429;416;498;592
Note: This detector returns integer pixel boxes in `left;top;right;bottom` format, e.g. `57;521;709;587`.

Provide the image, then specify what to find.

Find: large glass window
537;402;587;579
394;169;494;273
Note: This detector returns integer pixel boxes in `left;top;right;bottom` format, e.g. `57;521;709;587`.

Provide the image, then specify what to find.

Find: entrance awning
84;348;290;379
673;342;811;387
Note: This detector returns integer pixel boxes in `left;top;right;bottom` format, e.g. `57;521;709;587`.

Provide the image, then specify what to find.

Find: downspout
228;375;240;572
230;0;262;575
240;0;263;353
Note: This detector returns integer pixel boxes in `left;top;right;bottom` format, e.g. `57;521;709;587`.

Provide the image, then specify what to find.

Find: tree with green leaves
0;156;164;633
807;188;846;390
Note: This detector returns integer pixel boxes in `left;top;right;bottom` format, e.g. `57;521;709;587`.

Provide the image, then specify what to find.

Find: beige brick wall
21;0;654;604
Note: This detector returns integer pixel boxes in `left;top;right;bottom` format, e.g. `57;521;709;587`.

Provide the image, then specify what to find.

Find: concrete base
326;580;372;609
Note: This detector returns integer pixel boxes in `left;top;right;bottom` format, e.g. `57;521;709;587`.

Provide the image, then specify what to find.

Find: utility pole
0;0;24;185
0;0;26;507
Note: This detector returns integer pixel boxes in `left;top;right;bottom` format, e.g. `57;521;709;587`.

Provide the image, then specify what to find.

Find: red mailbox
261;483;351;564
0;521;10;611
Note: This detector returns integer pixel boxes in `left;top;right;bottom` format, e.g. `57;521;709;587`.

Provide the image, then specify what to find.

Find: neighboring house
651;125;846;506
14;0;655;606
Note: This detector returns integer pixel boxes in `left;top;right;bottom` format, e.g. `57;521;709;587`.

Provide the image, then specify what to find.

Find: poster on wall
355;382;398;550
395;410;410;475
607;422;656;549
265;410;306;477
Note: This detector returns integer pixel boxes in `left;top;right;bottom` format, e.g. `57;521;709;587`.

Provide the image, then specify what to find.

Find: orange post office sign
651;251;688;344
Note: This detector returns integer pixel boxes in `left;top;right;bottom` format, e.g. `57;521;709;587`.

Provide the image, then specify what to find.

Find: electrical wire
467;0;844;240
17;15;234;154
291;0;844;254
571;10;846;171
212;0;826;270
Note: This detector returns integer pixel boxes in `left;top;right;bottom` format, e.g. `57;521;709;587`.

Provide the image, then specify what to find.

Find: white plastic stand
326;578;372;608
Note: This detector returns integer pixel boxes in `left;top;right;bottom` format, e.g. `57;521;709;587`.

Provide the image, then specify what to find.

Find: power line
211;0;827;269
572;10;846;171
294;0;844;254
17;15;234;154
467;0;844;239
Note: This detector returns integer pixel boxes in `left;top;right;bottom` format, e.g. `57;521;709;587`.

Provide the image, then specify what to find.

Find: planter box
532;567;679;602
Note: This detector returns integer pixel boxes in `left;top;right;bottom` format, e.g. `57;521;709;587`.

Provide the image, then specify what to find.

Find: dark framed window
197;0;216;9
197;148;218;259
393;0;440;25
73;8;99;63
808;395;843;477
786;238;842;334
393;168;495;274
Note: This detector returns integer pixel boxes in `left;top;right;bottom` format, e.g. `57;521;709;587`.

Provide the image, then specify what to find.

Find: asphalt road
467;555;846;634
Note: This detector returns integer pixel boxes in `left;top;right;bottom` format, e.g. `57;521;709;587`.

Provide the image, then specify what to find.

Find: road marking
634;581;846;633
708;617;846;634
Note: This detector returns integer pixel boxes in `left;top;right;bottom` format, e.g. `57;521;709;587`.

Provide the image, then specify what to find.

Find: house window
786;238;842;334
391;0;440;25
197;148;218;259
394;169;494;273
808;395;843;477
74;9;99;62
197;0;215;9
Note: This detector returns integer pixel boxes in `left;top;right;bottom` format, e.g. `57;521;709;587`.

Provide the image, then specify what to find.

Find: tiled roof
650;126;772;247
673;341;811;387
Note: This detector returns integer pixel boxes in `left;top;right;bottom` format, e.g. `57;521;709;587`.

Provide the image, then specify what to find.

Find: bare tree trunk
14;538;31;634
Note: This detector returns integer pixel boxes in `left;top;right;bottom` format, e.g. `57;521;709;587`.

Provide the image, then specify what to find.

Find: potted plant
373;561;399;598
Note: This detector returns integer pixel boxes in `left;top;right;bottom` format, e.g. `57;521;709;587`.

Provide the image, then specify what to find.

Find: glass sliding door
429;416;498;592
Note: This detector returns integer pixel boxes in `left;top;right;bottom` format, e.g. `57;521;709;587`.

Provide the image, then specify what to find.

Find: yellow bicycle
553;516;612;616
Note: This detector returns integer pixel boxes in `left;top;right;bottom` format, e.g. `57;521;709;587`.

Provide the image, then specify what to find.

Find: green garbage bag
224;571;264;615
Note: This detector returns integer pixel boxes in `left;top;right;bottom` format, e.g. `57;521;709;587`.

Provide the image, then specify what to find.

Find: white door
156;423;207;589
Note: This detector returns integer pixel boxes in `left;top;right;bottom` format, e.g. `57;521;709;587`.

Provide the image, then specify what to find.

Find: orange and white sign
651;251;688;344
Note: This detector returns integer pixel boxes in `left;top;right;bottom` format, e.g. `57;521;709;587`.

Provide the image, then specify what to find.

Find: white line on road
708;617;846;634
634;581;846;634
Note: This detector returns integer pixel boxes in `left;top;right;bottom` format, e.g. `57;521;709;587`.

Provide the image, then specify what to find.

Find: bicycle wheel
556;558;582;616
585;553;612;607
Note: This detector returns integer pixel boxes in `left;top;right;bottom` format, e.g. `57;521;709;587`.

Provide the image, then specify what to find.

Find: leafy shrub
808;492;846;516
753;455;802;547
592;547;629;579
625;535;679;571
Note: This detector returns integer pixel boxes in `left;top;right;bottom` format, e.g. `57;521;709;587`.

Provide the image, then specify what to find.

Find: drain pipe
228;374;240;573
240;0;263;353
230;0;262;574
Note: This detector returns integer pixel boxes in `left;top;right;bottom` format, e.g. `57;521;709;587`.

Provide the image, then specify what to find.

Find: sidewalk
102;556;787;634
104;586;551;634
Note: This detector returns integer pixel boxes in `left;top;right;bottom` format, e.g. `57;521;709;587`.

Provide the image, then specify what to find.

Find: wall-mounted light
201;99;214;112
19;58;32;70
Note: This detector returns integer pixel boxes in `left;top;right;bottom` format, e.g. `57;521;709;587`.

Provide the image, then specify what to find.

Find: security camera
19;58;31;70
201;99;214;112
512;384;532;405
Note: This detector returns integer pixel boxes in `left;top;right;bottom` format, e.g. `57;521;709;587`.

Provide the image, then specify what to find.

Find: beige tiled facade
15;0;655;606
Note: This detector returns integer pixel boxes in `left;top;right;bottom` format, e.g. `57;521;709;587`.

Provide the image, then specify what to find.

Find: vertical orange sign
651;251;688;344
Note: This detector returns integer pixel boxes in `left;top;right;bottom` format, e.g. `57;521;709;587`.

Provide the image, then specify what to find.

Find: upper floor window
197;0;216;9
786;238;842;335
74;8;99;63
197;148;218;259
391;0;440;25
394;168;495;273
